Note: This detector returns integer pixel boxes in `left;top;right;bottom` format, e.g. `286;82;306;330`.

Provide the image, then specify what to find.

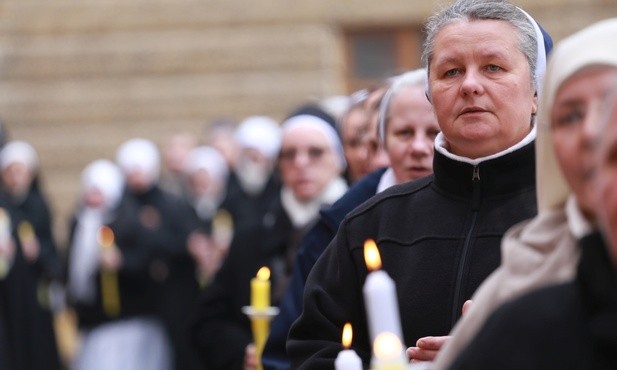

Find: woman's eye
486;64;502;72
444;69;460;77
553;109;584;129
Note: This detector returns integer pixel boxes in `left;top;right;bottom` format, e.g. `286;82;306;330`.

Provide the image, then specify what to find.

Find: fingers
462;299;473;316
417;336;449;350
406;336;450;362
407;346;439;362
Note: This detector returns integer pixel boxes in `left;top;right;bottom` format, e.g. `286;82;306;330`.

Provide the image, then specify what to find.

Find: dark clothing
449;231;617;370
191;190;308;370
126;185;202;370
220;171;281;237
288;142;538;369
0;191;61;370
67;195;154;329
262;168;386;370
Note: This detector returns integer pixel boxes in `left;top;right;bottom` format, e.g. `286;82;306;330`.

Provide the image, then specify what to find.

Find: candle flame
342;322;353;348
256;266;270;281
364;239;381;271
373;332;403;361
97;226;115;248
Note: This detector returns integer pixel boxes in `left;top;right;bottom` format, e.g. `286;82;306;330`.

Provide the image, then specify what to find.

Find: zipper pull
472;166;480;181
471;166;481;210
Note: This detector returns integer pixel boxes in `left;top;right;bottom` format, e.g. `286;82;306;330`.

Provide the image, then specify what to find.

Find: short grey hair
422;0;538;90
378;68;428;143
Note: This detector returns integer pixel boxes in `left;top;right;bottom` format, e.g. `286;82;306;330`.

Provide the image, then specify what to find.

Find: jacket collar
432;139;536;197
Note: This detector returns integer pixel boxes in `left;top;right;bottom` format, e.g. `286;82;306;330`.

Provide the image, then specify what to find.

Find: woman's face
385;85;439;183
279;126;340;203
428;19;537;158
595;89;617;265
551;66;617;218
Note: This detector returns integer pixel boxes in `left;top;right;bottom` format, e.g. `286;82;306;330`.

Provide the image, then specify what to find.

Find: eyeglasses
279;146;328;164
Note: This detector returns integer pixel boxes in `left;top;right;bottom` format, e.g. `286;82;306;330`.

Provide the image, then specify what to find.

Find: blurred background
1;0;616;252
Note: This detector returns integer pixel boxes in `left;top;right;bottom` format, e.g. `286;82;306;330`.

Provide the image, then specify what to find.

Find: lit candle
373;332;407;370
335;322;362;370
0;208;10;279
98;225;121;317
251;266;271;309
362;239;403;344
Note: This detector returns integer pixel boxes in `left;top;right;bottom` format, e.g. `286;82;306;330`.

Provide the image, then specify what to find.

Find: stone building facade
0;0;616;243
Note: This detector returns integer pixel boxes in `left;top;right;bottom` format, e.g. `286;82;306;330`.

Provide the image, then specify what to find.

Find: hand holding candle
18;221;39;262
0;208;12;279
335;322;362;370
97;225;121;317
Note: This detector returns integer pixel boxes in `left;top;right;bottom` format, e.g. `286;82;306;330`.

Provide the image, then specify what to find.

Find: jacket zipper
451;165;481;327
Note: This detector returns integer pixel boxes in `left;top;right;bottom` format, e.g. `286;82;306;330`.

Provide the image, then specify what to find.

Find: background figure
0;140;61;370
67;159;171;370
191;105;348;370
288;1;544;367
205;118;240;172
338;95;372;184
159;132;198;198
183;145;231;284
262;68;439;370
221;116;282;236
116;138;202;370
447;17;617;370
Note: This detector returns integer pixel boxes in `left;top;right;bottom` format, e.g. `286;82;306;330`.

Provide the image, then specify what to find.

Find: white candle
362;240;403;344
335;323;362;370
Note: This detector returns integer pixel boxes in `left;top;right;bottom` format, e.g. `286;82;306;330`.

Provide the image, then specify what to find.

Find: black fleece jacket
288;141;538;369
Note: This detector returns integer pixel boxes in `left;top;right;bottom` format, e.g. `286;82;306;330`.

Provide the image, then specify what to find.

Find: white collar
434;125;537;166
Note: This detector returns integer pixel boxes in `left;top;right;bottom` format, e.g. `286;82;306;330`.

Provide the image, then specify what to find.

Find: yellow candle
18;221;35;244
97;225;121;317
251;266;270;309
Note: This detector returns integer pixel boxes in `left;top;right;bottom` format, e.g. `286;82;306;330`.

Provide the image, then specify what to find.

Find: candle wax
251;277;270;309
363;270;403;344
335;349;362;370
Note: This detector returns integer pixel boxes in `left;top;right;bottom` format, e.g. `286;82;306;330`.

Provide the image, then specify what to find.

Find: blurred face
428;20;537;158
551;66;617;218
2;163;34;196
365;87;391;171
385;85;439;183
596;89;617;266
164;134;196;174
279;126;340;202
341;106;370;182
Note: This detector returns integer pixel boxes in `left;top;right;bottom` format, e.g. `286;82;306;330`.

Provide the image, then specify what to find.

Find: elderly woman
287;0;550;368
191;107;348;370
428;16;617;370
444;18;617;370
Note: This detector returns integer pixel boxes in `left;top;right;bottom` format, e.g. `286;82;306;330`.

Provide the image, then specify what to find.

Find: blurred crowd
0;69;437;370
